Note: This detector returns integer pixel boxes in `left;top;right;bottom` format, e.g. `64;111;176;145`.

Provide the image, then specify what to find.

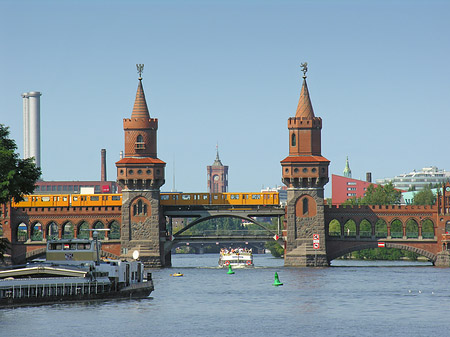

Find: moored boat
0;236;153;308
218;248;253;268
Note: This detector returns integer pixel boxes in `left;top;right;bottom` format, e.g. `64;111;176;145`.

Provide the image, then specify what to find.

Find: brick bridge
2;67;450;267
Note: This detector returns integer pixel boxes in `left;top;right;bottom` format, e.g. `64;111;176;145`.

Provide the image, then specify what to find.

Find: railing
375;232;387;238
178;229;273;237
359;231;372;238
422;232;435;239
390;232;403;239
406;232;419;239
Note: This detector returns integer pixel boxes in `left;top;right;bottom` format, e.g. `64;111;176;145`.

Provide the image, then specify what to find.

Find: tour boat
0;236;154;307
218;248;253;268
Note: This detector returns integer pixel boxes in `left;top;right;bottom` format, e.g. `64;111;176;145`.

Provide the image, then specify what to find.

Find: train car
70;194;122;207
160;192;279;206
11;195;71;208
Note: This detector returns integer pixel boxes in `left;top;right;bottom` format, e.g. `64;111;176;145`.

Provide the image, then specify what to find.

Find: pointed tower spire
213;143;223;166
295;62;315;119
343;156;352;178
131;64;150;118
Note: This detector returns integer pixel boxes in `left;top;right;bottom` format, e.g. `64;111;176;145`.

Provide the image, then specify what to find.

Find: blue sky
1;0;449;198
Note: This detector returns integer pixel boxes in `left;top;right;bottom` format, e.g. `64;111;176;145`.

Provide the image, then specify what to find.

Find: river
2;254;450;337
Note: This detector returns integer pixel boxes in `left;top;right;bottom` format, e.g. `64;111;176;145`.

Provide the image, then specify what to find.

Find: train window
73;196;78;201
42;197;50;202
49;243;62;250
161;195;169;200
112;196;121;201
252;195;261;199
23;197;29;202
182;195;191;200
230;195;240;200
63;197;67;201
90;196;99;201
213;195;218;200
203;195;208;200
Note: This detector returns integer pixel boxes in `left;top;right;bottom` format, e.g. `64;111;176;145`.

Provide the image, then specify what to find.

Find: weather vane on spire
136;64;144;79
300;62;308;78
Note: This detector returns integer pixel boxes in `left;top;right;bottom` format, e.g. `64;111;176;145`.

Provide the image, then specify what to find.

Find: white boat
218;248;253;268
0;236;153;307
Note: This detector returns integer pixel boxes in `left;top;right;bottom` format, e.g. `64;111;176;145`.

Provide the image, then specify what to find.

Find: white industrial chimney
22;91;42;168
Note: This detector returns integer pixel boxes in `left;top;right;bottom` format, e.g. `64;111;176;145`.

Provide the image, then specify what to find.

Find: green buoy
227;265;235;274
273;272;283;286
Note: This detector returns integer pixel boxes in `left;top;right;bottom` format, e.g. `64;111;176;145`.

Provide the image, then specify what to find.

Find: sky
1;0;449;198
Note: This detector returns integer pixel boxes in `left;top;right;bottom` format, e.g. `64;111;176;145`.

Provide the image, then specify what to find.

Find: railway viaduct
2;64;450;267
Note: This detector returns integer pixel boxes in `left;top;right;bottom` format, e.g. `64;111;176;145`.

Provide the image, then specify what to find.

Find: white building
376;166;450;191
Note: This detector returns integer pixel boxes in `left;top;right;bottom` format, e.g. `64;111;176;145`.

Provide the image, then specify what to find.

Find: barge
0;235;153;307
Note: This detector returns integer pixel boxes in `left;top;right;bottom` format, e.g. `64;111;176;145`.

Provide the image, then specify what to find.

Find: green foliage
412;185;436;205
0;124;41;204
352;248;419;261
265;240;284;258
343;182;401;206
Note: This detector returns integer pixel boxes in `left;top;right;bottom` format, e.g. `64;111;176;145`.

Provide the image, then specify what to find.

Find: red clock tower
281;63;330;267
116;65;167;267
207;147;228;193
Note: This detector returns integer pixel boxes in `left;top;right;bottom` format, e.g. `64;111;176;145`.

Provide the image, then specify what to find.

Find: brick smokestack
366;172;372;183
101;149;107;181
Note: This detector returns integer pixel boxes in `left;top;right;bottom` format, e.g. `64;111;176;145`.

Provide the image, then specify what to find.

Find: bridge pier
284;188;329;267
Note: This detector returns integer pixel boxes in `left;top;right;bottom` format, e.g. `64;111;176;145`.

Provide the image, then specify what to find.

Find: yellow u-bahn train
160;192;279;206
11;192;279;208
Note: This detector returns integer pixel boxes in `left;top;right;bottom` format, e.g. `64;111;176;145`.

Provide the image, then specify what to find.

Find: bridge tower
116;65;168;267
281;64;330;266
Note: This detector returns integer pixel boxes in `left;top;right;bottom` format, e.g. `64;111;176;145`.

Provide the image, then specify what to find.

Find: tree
412;185;436;206
0;124;41;204
343;182;401;206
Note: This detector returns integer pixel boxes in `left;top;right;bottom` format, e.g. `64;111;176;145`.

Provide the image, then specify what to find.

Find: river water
2;254;450;337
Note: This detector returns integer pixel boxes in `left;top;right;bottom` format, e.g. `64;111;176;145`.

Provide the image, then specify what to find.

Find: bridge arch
62;221;74;239
77;221;90;239
405;218;419;239
359;219;372;238
173;214;277;238
375;219;388;238
421;218;435;238
46;221;59;240
16;222;28;242
31;221;44;241
93;220;105;239
327;219;341;237
328;242;436;263
390;218;404;238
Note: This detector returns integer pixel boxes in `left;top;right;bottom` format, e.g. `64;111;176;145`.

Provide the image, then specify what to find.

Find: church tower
343;156;352;178
116;64;167;267
207;146;228;193
281;63;330;266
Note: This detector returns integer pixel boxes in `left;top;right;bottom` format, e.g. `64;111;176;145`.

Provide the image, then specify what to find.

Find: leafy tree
265;240;284;258
343;182;401;206
0;124;41;204
412;185;436;206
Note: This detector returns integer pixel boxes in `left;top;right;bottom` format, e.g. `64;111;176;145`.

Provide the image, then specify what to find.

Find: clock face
213;175;219;181
446;186;450;192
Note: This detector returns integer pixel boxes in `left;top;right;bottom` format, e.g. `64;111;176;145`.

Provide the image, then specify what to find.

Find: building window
347;182;357;185
302;198;308;215
347;193;356;196
291;133;296;147
347;187;356;191
135;134;145;149
133;200;147;216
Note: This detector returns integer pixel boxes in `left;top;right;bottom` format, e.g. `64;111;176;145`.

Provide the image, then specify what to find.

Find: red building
331;174;378;205
207;148;228;193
